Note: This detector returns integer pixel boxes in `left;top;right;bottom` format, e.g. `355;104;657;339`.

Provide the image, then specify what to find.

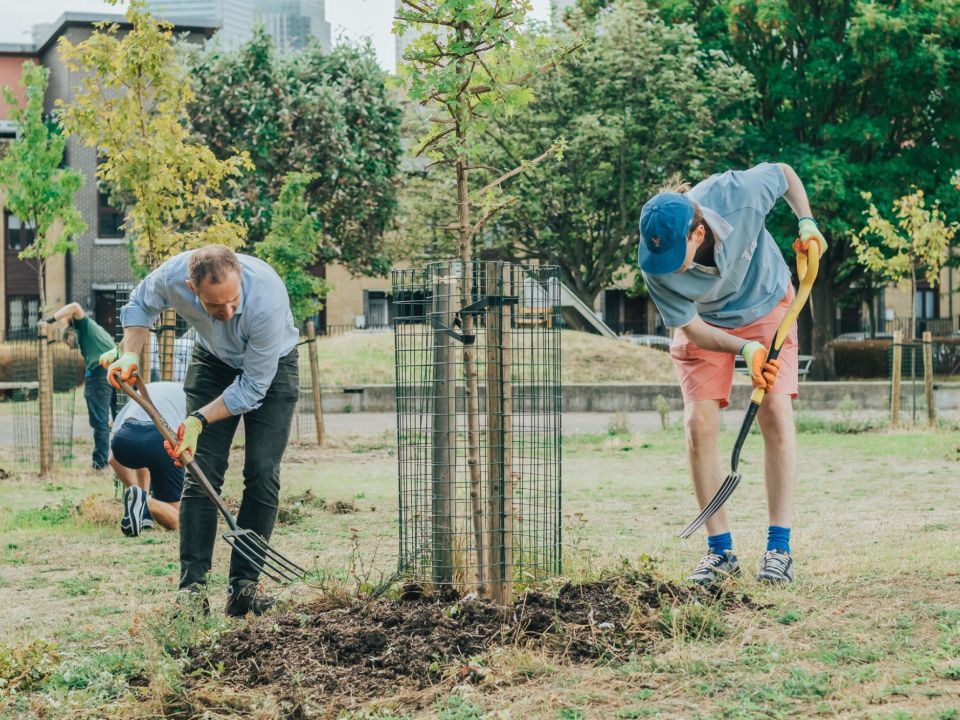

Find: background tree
57;0;251;273
636;0;960;376
0;62;85;317
479;1;754;306
189;29;402;275
851;190;957;340
255;172;328;324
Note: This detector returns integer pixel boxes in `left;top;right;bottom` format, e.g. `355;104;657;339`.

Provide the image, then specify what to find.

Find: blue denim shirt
641;163;791;329
120;251;299;415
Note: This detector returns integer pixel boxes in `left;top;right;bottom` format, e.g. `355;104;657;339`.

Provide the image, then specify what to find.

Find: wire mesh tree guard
1;330;84;466
393;260;562;603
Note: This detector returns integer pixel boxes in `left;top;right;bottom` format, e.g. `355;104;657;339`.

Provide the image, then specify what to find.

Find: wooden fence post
485;263;514;605
890;330;902;429
159;308;177;382
305;321;325;446
37;321;54;477
923;331;935;427
431;275;456;586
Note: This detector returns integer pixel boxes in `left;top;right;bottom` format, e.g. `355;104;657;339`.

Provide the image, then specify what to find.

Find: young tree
255;172;328;325
0;62;85;317
396;0;574;599
189;30;402;274
851;190;958;340
57;0;252;272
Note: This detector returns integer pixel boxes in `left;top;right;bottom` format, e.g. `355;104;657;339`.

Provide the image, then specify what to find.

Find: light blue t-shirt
641;163;791;329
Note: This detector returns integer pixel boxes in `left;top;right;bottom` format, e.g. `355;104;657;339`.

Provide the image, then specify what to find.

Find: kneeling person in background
109;381;186;536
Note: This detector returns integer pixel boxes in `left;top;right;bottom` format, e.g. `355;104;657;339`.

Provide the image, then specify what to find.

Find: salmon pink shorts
669;285;799;408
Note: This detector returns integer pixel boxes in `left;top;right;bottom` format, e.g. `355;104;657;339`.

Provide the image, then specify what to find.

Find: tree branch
475;144;557;198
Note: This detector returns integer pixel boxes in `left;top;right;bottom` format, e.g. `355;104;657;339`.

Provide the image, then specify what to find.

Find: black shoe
757;549;793;583
686;550;741;586
225;582;276;618
120;486;147;537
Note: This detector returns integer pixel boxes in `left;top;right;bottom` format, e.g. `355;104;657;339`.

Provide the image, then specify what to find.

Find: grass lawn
1;421;959;719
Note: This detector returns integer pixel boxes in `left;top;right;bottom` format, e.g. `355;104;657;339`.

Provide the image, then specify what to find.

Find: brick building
0;13;215;339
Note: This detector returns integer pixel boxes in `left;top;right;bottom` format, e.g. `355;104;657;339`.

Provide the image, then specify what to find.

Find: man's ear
186;280;195;295
691;223;706;246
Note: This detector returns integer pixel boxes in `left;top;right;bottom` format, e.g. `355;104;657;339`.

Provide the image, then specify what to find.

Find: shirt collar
701;206;734;275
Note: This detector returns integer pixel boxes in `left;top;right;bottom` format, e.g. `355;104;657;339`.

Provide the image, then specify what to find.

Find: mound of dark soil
183;574;749;714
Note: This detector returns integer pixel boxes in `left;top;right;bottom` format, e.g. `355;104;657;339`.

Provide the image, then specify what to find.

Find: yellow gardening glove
103;350;138;390
164;416;203;467
740;341;780;391
793;217;827;258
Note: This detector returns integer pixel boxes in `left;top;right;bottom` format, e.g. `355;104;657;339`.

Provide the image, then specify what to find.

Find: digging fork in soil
117;374;309;584
679;239;821;539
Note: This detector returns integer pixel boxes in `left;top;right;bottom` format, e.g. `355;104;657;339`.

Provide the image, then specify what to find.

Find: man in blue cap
638;162;825;586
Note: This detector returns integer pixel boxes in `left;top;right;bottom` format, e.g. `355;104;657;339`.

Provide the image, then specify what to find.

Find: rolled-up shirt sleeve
120;264;170;328
741;162;788;217
221;311;286;415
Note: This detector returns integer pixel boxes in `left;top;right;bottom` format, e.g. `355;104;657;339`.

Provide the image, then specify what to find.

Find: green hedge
830;340;891;378
830;337;960;379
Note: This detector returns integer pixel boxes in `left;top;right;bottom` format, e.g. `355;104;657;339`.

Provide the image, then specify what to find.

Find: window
6;214;35;252
6;295;40;338
364;290;390;328
98;190;124;239
915;288;938;320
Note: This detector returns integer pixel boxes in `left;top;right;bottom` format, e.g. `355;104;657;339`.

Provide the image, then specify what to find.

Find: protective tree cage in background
1;331;84;465
393;261;562;602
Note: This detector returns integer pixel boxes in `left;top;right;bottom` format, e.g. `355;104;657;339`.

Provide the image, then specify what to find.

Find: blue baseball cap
637;192;696;274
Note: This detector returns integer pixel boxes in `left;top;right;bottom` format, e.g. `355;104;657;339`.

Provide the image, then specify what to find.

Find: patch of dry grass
314;329;676;386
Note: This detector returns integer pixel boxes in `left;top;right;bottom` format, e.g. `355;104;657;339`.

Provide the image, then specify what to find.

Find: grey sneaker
686;550;741;586
757;549;793;583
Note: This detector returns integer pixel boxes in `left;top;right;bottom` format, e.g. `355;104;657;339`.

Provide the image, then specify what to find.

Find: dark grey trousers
178;345;298;590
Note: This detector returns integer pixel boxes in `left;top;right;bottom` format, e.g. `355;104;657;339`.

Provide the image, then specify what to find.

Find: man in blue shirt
638;163;826;586
104;245;300;616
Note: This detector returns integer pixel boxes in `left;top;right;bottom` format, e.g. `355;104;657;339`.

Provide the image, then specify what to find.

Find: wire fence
393;260;562;599
0;329;84;465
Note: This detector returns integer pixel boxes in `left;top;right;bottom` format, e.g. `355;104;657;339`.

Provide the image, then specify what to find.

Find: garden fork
679;239;821;539
117;374;308;584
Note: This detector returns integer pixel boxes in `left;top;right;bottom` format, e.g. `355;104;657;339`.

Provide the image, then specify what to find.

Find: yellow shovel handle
749;241;821;404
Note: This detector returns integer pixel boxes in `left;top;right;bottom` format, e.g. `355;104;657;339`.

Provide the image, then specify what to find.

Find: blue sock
707;531;733;556
767;525;790;554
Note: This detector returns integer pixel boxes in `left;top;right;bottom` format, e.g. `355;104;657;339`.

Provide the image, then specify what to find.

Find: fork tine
678;472;741;539
685;473;740;538
222;533;284;583
245;533;310;578
224;531;307;582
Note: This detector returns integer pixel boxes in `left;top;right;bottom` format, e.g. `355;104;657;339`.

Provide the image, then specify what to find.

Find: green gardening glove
103;350;138;390
164;416;203;467
98;346;119;368
794;217;827;257
740;341;780;391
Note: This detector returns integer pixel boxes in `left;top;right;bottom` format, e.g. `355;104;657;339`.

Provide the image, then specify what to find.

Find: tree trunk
909;266;917;341
807;281;836;380
455;82;486;595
